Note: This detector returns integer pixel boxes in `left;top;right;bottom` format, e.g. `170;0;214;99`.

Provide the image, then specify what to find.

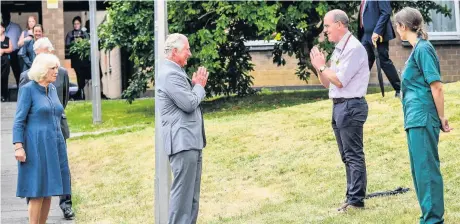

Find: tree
272;1;451;81
98;1;450;103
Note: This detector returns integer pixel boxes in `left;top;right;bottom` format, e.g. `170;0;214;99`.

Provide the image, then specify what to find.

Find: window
427;0;460;40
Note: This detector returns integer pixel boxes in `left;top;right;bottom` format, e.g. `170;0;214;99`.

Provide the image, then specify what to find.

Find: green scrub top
401;39;442;130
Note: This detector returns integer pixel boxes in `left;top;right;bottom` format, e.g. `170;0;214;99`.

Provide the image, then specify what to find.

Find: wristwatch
319;65;327;73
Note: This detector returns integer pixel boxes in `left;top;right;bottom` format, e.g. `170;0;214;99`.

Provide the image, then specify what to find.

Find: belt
332;97;363;104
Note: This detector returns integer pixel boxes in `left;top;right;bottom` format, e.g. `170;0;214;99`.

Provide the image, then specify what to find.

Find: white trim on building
428;0;460;40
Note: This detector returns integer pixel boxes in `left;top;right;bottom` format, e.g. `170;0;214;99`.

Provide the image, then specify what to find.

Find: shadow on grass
201;86;394;118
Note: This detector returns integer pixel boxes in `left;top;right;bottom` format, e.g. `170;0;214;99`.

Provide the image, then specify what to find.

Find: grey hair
164;33;187;57
328;9;349;28
395;7;428;40
33;37;54;52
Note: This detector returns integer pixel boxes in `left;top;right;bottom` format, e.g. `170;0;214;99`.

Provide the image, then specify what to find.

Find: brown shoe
337;203;349;212
337;203;364;212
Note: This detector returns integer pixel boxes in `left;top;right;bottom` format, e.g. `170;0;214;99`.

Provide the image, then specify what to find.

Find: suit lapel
363;0;368;14
185;75;193;88
165;59;193;88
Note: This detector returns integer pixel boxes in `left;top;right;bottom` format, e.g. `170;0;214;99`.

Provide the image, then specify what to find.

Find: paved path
1;102;74;224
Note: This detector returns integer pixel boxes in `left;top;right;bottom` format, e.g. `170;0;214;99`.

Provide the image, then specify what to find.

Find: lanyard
339;34;352;57
334;33;352;66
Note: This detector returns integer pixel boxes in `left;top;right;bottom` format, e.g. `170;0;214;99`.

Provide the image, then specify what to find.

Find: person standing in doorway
1;22;13;102
2;9;22;87
310;9;370;212
17;15;37;73
358;0;401;97
20;24;43;71
65;16;90;100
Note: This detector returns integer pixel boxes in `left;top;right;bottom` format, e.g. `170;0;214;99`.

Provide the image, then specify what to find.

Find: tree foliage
99;1;450;103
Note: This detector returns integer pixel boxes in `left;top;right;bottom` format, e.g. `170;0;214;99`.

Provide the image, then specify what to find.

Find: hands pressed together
192;66;209;87
309;46;326;71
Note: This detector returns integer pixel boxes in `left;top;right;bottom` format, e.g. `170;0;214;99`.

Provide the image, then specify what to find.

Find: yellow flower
274;33;282;41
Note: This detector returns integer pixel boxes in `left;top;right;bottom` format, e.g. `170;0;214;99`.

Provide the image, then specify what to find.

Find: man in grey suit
19;37;74;220
156;33;209;224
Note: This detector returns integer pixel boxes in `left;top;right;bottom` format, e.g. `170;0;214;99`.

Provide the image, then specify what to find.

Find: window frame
427;0;460;40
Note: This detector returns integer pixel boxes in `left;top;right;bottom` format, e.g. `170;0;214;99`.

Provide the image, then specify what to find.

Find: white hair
33;37;54;52
28;53;60;82
164;33;187;57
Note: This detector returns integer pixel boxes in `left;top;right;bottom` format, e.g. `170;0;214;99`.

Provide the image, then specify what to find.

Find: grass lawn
65;98;154;133
66;83;460;223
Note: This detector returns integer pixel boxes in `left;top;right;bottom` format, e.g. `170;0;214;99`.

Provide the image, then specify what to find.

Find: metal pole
154;0;171;223
89;0;102;124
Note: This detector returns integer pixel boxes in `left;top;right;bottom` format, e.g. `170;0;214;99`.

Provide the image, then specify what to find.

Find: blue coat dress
12;81;71;198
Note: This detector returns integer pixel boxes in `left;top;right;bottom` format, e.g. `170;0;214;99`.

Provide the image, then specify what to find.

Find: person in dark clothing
358;0;401;98
65;16;90;100
1;22;13;102
2;9;22;88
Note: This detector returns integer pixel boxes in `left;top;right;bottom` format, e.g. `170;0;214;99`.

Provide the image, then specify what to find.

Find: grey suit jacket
19;67;70;139
156;60;207;156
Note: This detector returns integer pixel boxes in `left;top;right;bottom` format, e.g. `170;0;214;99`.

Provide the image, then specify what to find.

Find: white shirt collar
335;31;352;51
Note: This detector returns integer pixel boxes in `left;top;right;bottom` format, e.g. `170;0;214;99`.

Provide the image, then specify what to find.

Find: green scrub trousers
402;39;444;224
406;118;444;224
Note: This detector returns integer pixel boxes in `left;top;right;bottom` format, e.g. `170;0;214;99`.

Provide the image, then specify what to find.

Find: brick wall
41;0;65;66
250;51;321;87
250;35;460;88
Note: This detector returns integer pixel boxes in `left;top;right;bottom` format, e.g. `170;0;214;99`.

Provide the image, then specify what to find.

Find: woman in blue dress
13;53;71;224
394;7;453;224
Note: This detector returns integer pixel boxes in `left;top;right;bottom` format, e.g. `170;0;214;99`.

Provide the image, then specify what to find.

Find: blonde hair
164;33;187;57
28;53;60;82
394;7;428;40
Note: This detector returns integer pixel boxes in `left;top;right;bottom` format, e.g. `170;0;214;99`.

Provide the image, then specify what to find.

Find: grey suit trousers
332;98;368;207
169;150;202;224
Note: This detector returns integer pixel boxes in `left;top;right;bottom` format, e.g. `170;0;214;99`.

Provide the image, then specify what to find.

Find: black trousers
71;55;91;99
332;98;368;207
10;49;21;87
1;56;10;99
362;41;401;92
60;138;72;209
59;193;72;209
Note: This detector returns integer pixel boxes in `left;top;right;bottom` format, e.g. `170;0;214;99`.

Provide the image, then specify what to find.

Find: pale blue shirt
329;31;370;98
5;22;22;50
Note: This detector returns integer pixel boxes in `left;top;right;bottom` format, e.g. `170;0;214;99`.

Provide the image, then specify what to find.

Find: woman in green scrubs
394;7;453;224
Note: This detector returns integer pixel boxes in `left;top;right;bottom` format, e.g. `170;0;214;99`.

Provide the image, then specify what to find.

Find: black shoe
62;207;75;220
101;93;108;100
395;92;401;98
